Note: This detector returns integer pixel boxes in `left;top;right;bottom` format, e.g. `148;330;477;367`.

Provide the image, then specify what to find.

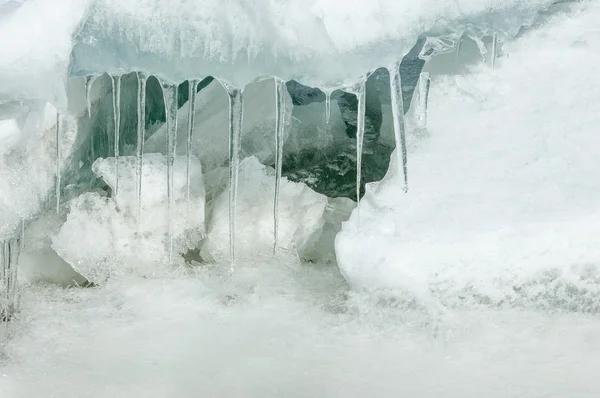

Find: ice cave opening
1;0;600;396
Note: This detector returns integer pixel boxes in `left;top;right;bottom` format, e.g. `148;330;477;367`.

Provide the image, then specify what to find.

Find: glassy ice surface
0;1;599;397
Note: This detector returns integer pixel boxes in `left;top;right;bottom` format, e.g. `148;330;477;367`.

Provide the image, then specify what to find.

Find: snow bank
336;1;600;307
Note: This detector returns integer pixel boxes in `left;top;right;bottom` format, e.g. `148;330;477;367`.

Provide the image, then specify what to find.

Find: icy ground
0;262;599;398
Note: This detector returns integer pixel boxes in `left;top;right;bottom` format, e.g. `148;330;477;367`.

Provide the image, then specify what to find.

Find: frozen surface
1;264;600;397
1;0;557;109
201;156;327;262
336;1;600;310
53;154;205;282
71;0;556;89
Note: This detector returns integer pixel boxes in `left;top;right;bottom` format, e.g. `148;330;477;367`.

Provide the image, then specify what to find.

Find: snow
1;265;600;397
336;0;600;309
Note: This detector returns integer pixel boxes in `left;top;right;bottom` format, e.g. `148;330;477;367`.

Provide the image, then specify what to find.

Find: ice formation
0;0;591;326
200;156;327;263
53;154;206;282
337;0;600;308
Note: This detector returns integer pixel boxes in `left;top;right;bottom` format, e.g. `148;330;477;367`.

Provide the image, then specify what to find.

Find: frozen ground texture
337;0;600;311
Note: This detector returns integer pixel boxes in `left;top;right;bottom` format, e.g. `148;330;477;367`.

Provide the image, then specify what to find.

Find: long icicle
226;85;243;271
353;81;366;208
84;75;96;118
161;82;178;264
55;113;61;214
325;90;332;124
136;72;147;223
1;240;7;323
389;63;408;193
111;75;122;196
186;80;199;206
491;33;498;69
418;72;431;129
273;79;286;254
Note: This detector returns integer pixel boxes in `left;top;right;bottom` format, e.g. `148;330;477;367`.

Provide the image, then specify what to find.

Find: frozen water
0;0;599;396
53;154;206;282
69;0;556;90
200;157;327;263
144;78;293;173
336;0;600;310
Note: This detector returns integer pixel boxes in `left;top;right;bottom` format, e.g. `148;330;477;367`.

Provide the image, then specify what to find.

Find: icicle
111;75;122;196
388;63;408;193
20;220;24;252
491;33;498;69
55;113;61;214
417;72;431;129
273;79;286;254
136;72;147;222
348;80;366;223
325;91;332;124
223;84;243;270
1;237;19;322
84;75;96;118
161;82;178;265
186;79;199;206
455;38;462;62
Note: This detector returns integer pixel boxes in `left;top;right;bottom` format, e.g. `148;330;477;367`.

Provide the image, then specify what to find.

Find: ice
68;0;556;92
415;72;431;129
351;81;366;208
54;154;206;282
273;79;287;254
223;84;243;268
388;63;408;192
324;91;332;124
135;72;147;220
84;75;95;118
186;79;199;205
200;156;327;263
336;1;600;309
110;75;122;195
144;79;293;174
161;83;178;263
0;235;19;320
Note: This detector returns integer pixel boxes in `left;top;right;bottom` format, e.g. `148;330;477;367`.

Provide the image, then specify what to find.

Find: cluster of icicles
69;61;420;266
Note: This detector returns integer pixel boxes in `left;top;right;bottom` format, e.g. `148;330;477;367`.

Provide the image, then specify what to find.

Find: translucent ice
200;157;327;263
54;154;206;282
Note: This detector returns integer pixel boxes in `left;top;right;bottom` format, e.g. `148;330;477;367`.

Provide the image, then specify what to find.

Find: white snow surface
336;1;600;308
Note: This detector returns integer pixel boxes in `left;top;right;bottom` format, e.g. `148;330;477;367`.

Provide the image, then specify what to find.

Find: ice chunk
54;154;206;282
200;157;327;263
